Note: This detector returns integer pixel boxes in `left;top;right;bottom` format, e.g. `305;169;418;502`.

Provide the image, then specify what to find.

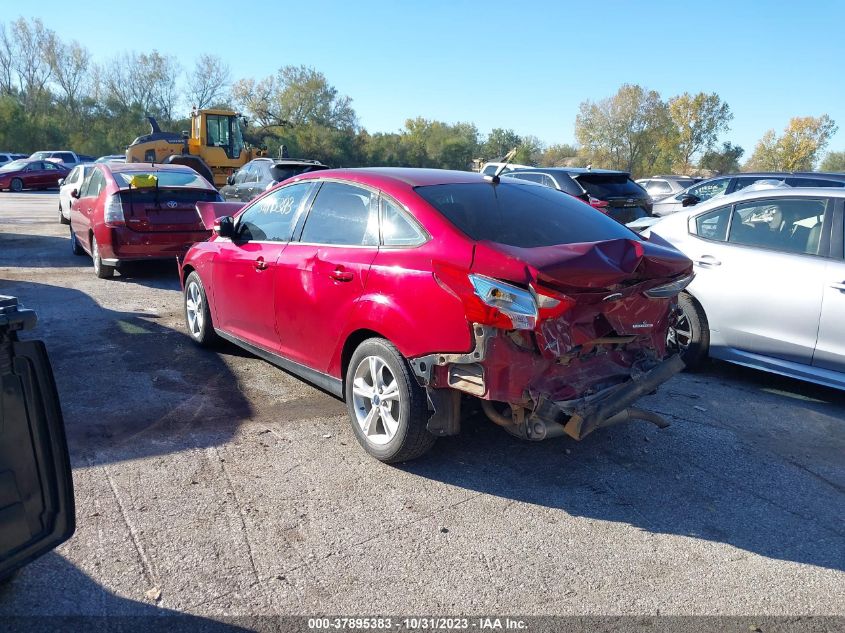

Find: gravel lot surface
0;192;842;620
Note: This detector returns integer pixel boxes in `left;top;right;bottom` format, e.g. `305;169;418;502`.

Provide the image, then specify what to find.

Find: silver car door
814;212;845;370
686;198;827;364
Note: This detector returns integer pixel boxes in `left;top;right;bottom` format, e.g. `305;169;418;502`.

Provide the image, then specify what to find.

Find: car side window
694;206;731;242
43;161;58;171
237;182;313;242
728;198;828;256
649;180;672;194
234;164;252;185
788;177;844;188
81;169;105;198
687;178;729;201
299;182;379;246
66;167;79;182
381;196;425;247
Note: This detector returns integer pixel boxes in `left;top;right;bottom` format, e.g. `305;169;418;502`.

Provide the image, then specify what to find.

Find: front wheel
345;338;436;463
184;271;218;346
668;293;709;370
59;202;69;224
91;235;114;279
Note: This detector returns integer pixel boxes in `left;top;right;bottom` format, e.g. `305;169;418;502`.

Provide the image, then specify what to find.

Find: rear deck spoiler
195;201;244;230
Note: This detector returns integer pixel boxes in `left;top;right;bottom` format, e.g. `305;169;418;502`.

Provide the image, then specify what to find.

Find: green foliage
668;92;732;172
699;142;744;174
746;115;838;171
820;150;845;172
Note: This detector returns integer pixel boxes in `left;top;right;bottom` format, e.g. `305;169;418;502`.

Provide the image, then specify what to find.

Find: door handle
329;266;354;282
694;255;721;268
254;256;268;271
830;282;845;292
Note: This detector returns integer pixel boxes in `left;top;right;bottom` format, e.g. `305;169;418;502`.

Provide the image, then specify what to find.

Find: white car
29;150;82;167
644;187;845;390
58;163;94;224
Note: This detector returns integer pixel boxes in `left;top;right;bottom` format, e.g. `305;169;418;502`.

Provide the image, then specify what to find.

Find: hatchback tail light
588;196;609;213
103;194;125;227
644;273;694;298
433;264;574;331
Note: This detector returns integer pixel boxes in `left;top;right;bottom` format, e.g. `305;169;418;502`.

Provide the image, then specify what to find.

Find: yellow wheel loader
125;108;265;188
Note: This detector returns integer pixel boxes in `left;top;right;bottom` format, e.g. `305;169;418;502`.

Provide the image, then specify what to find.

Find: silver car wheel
92;237;100;274
185;280;204;338
351;355;401;446
668;312;692;351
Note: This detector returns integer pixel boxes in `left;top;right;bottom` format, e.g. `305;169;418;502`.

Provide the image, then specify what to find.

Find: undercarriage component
556;354;685;440
425;387;462;436
447;363;485;396
409;324;495;386
480;400;568;441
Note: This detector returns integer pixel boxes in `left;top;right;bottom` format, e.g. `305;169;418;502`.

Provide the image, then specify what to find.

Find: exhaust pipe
599;406;670;430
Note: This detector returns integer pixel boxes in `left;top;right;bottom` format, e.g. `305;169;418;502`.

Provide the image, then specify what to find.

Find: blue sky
24;0;845;157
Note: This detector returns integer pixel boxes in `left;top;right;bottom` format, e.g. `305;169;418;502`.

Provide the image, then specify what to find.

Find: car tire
10;178;22;192
345;338;436;463
91;235;114;279
672;293;709;370
59;202;69;225
69;224;85;256
184;271;218;346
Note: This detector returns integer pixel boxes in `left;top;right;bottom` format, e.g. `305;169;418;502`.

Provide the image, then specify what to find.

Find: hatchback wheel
668;293;709;370
346;338;435;463
184;271;217;346
69;225;84;256
59;202;69;225
10;178;22;192
91;236;114;279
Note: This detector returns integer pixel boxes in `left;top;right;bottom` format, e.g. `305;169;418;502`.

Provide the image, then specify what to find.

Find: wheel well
340;329;385;380
181;264;195;286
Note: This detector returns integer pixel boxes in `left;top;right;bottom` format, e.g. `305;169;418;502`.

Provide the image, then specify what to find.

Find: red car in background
68;163;221;278
181;168;693;462
0;159;68;192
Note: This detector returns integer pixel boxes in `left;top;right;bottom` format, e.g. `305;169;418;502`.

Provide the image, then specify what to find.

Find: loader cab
192;110;245;160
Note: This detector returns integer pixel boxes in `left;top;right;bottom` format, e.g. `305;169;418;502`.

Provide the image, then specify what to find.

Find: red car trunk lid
120;188;218;232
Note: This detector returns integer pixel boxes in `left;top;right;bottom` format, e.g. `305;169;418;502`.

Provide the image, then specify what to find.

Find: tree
747;115;838;171
698;142;744;174
186;54;231;110
537;143;579;167
668;92;732;172
7;18;57;108
482;128;521;160
575;84;669;175
820;150;845;172
514;135;544;165
46;39;91;114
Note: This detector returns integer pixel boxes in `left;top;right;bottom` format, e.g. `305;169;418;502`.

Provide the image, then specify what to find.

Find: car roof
294;167;486;188
513;166;630;177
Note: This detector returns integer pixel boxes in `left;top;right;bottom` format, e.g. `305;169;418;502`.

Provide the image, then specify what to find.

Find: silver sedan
642;187;845;390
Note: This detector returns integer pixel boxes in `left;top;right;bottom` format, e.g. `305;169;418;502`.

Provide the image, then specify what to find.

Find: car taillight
588;196;609;212
433;265;575;331
103;194;125;227
644;273;695;298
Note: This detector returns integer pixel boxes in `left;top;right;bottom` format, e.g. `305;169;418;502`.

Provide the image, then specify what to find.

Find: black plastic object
0;295;75;581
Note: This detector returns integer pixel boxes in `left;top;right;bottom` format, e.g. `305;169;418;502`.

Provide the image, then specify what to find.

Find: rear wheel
69;224;84;256
669;293;709;370
345;338;435;463
91;236;114;279
184;271;217;346
10;178;22;192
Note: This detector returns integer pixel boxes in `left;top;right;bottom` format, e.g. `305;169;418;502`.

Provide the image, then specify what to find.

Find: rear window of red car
415;182;638;248
113;171;210;189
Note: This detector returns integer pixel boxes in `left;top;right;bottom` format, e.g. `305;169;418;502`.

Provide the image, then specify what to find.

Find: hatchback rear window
574;173;644;199
113;171;210;189
415;182;637;248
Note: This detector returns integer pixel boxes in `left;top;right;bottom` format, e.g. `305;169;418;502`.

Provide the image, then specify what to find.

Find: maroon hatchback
68;163;221;278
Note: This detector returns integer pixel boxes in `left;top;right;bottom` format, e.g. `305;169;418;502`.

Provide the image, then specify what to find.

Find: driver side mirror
213;215;236;239
680;193;701;207
57;178;64;186
70;189;79;199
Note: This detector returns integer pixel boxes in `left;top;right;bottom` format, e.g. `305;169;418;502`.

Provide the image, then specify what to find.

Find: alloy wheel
185;281;204;338
667;311;692;352
351;356;401;445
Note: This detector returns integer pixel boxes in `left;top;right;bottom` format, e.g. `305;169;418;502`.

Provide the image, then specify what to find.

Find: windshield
29;152;49;160
206;114;244;160
0;160;30;171
113;171;212;189
415;182;637;248
575;173;645;198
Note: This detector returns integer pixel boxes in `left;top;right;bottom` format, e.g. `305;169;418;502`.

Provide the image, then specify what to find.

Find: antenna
484;148;518;184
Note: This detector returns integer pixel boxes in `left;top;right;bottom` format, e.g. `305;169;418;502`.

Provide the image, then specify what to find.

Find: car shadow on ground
0;553;254;630
403;366;845;573
0;280;253;468
0;232;83;268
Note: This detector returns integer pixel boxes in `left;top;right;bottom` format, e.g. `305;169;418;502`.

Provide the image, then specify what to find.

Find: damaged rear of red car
181;168;691;462
411;176;692;444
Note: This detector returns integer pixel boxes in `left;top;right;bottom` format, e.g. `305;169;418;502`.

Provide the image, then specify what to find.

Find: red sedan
181;168;693;462
0;159;68;192
69;163;221;278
